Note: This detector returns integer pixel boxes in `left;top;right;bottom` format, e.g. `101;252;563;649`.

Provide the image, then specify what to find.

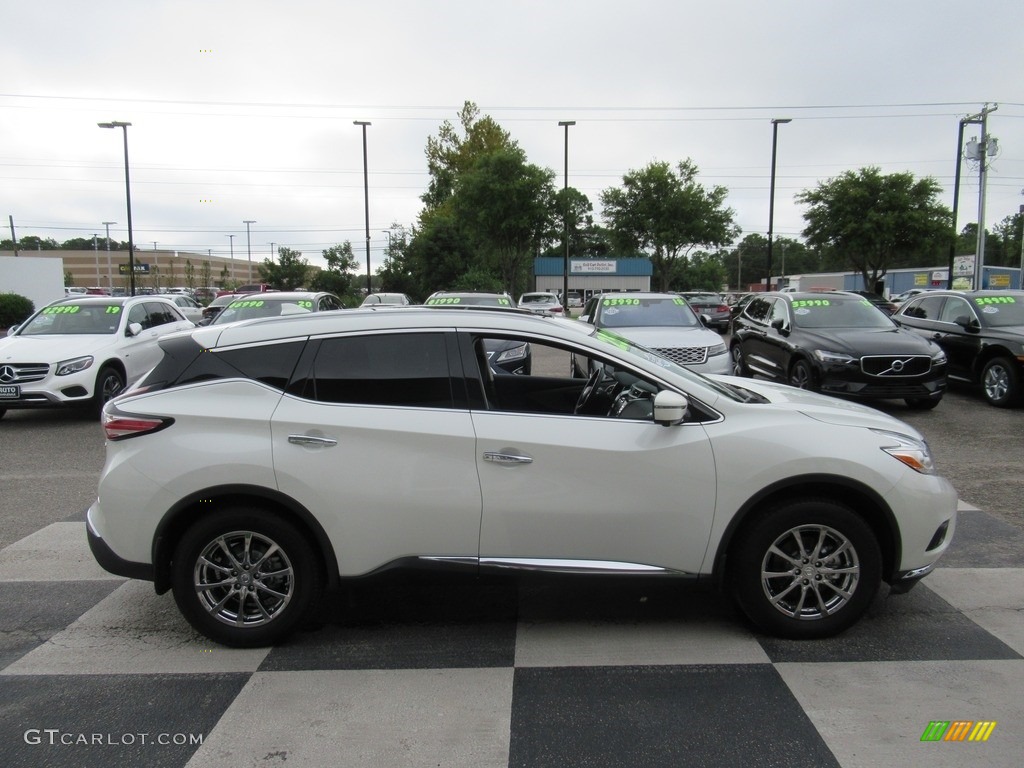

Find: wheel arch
712;474;900;587
973;343;1018;374
151;484;339;594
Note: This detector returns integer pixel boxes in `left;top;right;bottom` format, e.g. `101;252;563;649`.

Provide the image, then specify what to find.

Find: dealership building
531;257;653;298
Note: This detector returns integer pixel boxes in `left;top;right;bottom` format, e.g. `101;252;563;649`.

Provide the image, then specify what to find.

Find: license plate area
0;384;20;399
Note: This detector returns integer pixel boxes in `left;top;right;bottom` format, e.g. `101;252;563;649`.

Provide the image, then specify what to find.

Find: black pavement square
0;580;123;670
0;673;250;768
758;582;1023;663
509;664;840;768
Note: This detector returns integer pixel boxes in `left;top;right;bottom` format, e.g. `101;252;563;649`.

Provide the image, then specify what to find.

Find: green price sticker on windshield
791;299;831;308
427;297;462;305
229;300;265;309
43;305;81;314
974;296;1016;305
295;300;313;308
603;298;640;306
105;306;121;314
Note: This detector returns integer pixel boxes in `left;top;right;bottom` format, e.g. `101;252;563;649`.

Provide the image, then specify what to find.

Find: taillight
102;407;174;441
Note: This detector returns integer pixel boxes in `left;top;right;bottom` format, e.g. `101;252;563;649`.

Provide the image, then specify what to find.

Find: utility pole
962;104;998;290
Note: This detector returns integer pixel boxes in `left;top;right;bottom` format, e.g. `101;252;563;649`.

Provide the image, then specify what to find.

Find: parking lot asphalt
0;386;1022;767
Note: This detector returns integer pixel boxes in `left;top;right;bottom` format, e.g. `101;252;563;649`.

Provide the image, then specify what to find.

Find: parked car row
728;289;1024;409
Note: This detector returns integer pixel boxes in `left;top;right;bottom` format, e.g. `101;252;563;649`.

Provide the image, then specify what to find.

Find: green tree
422;101;520;215
2;235;59;251
257;246;309;290
797;167;951;291
309;241;359;299
600;160;738;291
451;149;556;299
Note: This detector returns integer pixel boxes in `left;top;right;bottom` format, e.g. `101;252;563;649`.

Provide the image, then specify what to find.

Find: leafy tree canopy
600;160;738;291
421;101;522;216
309;241;360;299
257;246;309;290
451;149;556;299
797;167;950;290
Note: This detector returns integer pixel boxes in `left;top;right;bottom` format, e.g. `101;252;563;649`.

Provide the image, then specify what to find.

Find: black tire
92;366;125;418
730;345;749;377
729;499;882;639
905;395;942;410
788;359;818;391
171;507;321;647
980;357;1021;408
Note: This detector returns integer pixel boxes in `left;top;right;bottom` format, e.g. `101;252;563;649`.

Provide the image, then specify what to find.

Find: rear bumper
86;514;154;581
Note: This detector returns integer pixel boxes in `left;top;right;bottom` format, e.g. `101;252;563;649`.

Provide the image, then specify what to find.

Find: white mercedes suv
86;306;957;647
0;295;194;419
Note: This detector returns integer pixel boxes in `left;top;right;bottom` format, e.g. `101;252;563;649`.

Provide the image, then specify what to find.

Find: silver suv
87;307;956;646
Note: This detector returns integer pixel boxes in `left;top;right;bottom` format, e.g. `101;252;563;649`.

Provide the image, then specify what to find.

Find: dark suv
730;291;947;409
892;290;1024;407
676;292;731;332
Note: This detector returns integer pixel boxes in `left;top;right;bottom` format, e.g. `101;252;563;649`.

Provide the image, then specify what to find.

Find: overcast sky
2;0;1022;274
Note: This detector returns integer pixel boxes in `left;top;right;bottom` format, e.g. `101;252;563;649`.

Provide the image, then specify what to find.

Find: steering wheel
574;366;604;415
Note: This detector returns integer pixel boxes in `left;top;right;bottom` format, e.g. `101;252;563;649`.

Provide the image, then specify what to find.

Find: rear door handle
483;451;533;465
288;434;338;447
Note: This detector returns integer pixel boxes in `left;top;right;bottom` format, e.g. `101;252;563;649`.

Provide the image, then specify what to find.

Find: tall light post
227;234;235;285
766;118;791;291
558;121;575;310
98;121;136;295
243;220;256;282
92;234;100;286
381;228;392;261
354;120;372;294
102;221;116;289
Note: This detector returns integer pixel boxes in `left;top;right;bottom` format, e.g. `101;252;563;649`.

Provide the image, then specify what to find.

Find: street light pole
98;121;136;295
354;121;372;295
227;234;235;285
558;121;575;311
766;118;791;291
243;220;256;282
102;221;116;289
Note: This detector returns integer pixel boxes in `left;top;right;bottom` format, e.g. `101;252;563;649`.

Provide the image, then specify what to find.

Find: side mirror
653;390;688;426
954;315;980;332
126;321;144;337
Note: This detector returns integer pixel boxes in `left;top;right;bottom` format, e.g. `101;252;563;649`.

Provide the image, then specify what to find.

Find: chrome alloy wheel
982;363;1010;403
760;524;861;620
194;530;295;628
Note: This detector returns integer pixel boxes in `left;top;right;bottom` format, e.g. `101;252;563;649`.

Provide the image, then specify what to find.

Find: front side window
305;333;454;408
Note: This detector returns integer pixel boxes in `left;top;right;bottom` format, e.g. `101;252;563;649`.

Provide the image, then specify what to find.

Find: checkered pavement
1;504;1022;767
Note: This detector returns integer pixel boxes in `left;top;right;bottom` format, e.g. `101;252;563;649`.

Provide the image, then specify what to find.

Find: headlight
55;356;94;376
707;342;727;357
813;349;856;365
495;343;528;363
931;348;947;363
871;429;935;474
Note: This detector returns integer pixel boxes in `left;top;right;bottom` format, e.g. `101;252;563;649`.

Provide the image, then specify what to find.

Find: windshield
973;295;1024;327
591;327;748;402
19;303;123;335
520;294;557;304
597;297;700;328
426;295;511;306
790;297;894;329
213;298;313;324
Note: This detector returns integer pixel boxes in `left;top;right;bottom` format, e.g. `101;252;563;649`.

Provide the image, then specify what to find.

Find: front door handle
483;451;533;465
288;434;338;447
